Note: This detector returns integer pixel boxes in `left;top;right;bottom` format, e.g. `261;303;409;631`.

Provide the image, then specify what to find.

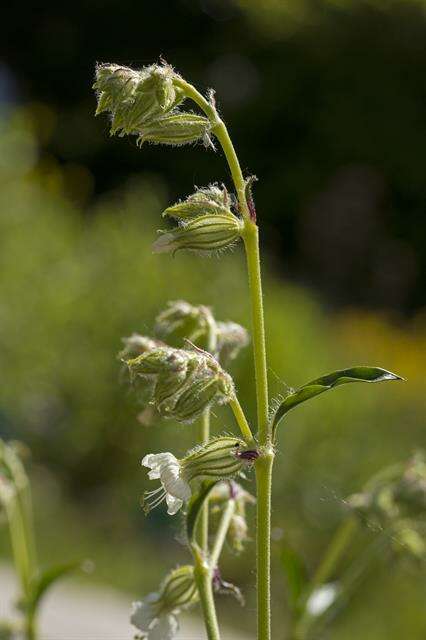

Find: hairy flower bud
153;213;243;255
136;113;211;147
183;436;254;480
162;184;232;221
131;565;198;638
210;481;255;553
127;346;235;423
119;334;164;361
154;301;215;349
94;62;185;138
216;321;250;365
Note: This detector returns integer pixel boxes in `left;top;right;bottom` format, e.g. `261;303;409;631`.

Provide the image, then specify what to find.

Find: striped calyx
182;436;258;481
126;345;235;423
131;565;198;638
152;212;243;255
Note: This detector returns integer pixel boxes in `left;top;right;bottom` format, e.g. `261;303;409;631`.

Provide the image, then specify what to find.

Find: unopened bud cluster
93;62;211;147
127;345;234;423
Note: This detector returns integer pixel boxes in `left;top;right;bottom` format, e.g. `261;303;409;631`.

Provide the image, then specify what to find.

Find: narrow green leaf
281;543;308;618
186;480;219;544
29;560;89;613
272;366;403;436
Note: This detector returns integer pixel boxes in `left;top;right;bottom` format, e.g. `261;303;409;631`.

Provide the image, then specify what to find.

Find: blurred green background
1;1;425;638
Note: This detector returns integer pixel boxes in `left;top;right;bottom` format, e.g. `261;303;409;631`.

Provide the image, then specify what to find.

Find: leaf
281;544;308;618
29;560;90;614
186;480;219;544
272;366;402;436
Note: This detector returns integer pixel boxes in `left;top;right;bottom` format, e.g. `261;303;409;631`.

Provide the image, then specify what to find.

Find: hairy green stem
210;499;236;570
174;78;250;221
242;224;269;443
255;453;274;640
229;397;255;445
181;78;272;639
197;409;211;552
194;557;221;640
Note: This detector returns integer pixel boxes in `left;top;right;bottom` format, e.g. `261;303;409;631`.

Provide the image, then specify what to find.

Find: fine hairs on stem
93;60;403;640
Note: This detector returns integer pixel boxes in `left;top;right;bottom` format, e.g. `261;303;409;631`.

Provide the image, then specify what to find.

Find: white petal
130;594;160;632
149;614;179;640
142;452;177;471
306;583;339;617
166;493;184;515
167;477;192;501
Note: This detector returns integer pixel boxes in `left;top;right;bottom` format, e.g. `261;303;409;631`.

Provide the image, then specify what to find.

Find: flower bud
127;346;235;423
136;113;211;147
94;64;139;115
153;213;243;255
94;62;185;137
154;300;215;349
131;565;198;638
119;334;164;361
183;436;252;480
210;481;255;553
216;321;249;365
162;185;232;221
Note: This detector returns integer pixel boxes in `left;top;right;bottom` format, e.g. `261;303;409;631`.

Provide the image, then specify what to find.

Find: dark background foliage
3;0;425;311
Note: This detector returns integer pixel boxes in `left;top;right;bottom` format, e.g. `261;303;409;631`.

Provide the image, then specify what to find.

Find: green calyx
153;213;243;255
126;345;235;423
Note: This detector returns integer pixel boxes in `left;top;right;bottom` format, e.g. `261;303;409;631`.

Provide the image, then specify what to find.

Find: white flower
306;582;339;617
142;452;191;515
131;598;178;640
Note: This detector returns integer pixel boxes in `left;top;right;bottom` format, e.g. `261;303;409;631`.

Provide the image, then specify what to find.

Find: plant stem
181;78;272;639
243;219;271;640
174;78;250;221
197;408;211;552
210;499;236;570
255;452;274;640
229;397;255;445
242;223;269;443
194;556;221;640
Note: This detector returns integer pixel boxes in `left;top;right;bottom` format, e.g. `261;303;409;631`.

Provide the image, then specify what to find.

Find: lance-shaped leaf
186;480;219;544
272;367;403;436
28;560;90;615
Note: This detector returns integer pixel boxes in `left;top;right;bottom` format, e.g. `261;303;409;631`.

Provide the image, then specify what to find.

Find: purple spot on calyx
237;449;259;461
